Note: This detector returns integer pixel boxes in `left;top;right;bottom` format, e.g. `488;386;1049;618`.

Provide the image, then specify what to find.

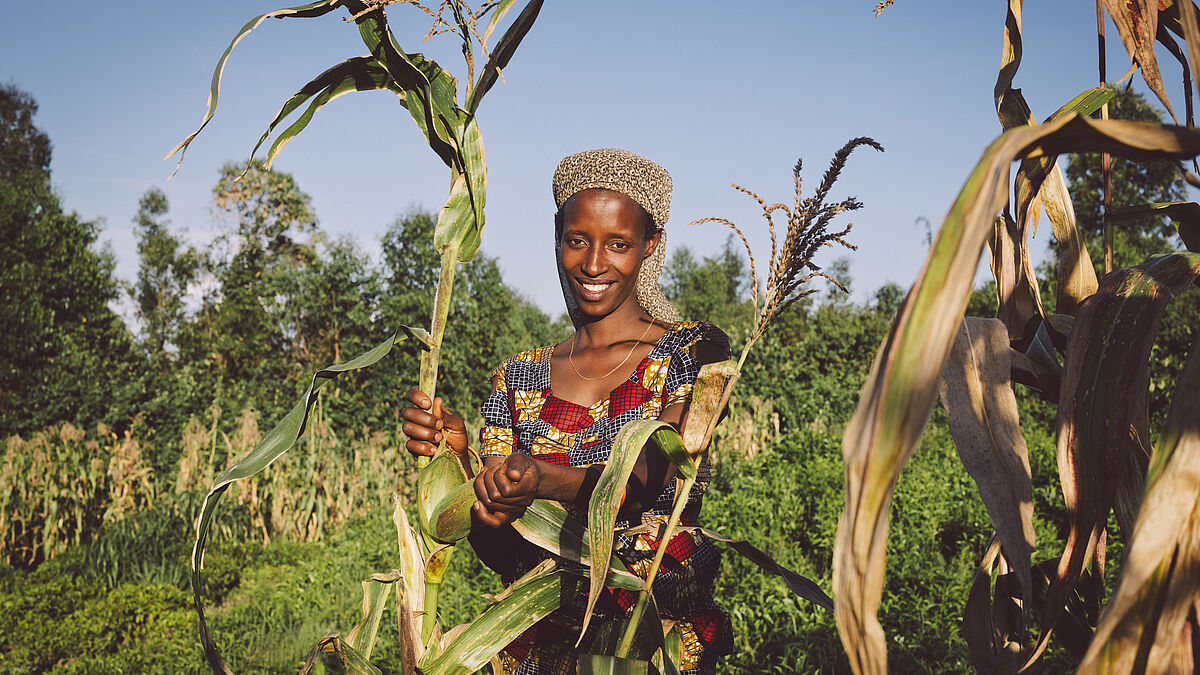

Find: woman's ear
643;228;662;259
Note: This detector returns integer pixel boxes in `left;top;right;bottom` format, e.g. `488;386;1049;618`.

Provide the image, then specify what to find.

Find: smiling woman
403;148;732;673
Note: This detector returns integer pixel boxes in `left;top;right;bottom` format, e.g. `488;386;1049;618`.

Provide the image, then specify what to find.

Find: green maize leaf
1080;329;1200;673
299;634;383;675
251;56;405;169
392;498;426;669
647;421;694;480
466;0;544;114
191;325;428;674
346;571;400;661
578;655;654;675
436;170;478;261
349;1;462;167
165;0;343;174
661;624;683;675
451;118;486;262
695;528;833;612
1047;87;1117;121
429;481;475;543
833;115;1200;675
1028;252;1200;668
511;500;639;586
1109;201;1200;252
417;560;588;675
937;318;1035;614
589;587;665;663
582;420;677;641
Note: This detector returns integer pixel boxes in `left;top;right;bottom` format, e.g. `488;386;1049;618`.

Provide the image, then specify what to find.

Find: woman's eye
610;241;630;251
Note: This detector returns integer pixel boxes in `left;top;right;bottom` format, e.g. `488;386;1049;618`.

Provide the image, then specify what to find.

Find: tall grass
1;402;416;570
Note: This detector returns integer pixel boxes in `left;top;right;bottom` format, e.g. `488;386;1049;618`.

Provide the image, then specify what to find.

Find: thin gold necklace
568;319;655;382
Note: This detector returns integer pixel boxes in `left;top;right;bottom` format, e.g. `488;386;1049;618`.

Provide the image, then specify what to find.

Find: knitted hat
551;148;682;324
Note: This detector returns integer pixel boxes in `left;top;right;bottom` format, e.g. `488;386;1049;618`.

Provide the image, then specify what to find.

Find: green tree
198;160;317;406
663;237;755;336
130;187;201;372
1065;88;1188;270
0;83;140;436
376;209;562;421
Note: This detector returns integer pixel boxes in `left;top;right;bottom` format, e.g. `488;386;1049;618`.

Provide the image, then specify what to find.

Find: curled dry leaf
1078;328;1200;674
1030;252;1200;669
833;116;1200;675
937;317;1035;617
1105;0;1178;122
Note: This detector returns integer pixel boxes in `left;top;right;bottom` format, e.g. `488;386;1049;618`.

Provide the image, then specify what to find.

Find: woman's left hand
473;454;541;527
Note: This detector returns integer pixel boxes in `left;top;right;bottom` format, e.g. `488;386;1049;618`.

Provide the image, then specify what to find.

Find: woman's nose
582;247;604;276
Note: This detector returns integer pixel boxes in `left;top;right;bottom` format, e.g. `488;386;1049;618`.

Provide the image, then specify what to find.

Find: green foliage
0;83;142;438
131;187;202;371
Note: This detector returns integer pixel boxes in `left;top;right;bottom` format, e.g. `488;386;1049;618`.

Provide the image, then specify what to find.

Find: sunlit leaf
1031;252;1200;667
511;500;640;589
191;326;428;674
346;571;400;660
582;420;678;640
1079;328;1200;674
350;2;463;167
417;560;587;675
833;115;1200;675
250;56;406;169
392;500;426;671
1105;0;1177;122
937;317;1035;612
299;634;383;675
466;0;544;113
165;0;343;173
578;655;654;675
679;359;737;465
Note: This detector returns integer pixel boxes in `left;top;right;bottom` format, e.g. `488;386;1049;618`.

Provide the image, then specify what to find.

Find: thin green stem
416;243;459;642
417;244;459;470
616;474;697;659
422;579;441;644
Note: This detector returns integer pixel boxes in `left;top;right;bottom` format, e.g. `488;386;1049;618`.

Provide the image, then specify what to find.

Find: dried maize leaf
1031;252;1200;668
1079;329;1200;674
937;317;1035;610
834;115;1200;675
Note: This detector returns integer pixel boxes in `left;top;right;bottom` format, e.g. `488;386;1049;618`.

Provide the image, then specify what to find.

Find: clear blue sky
0;2;1176;316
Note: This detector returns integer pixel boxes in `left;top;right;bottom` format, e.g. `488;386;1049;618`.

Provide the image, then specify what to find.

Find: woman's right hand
401;388;469;458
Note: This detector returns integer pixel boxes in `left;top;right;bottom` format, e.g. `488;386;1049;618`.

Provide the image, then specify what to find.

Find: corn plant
836;2;1200;673
170;1;546;672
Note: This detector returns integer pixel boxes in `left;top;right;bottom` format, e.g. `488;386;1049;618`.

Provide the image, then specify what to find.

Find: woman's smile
559;188;659;318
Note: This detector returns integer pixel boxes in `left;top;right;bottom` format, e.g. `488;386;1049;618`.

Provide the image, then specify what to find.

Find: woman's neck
572;303;655;349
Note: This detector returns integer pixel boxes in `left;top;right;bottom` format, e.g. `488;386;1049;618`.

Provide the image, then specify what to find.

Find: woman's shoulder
487;344;554;385
657;321;731;363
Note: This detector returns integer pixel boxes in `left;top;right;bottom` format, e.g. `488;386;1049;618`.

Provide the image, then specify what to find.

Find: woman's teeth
581;282;610;293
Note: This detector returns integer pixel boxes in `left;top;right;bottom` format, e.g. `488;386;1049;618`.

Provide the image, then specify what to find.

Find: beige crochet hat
551;148;681;324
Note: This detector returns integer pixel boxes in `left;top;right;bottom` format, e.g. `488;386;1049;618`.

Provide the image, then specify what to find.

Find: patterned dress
478;321;733;674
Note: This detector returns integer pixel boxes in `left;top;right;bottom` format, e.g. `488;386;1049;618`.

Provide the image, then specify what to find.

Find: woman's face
559;189;659;320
